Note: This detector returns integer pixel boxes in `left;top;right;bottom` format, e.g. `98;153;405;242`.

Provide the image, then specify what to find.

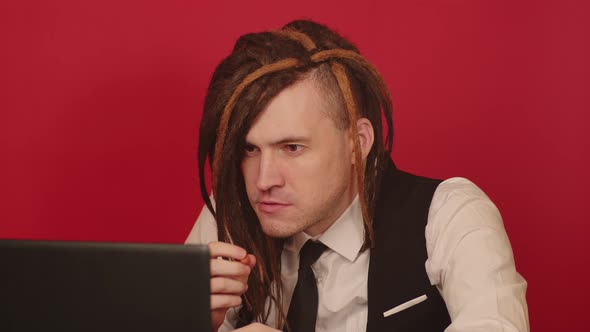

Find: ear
351;118;374;164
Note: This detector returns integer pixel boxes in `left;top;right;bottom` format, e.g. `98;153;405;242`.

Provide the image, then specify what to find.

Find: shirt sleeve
425;178;530;332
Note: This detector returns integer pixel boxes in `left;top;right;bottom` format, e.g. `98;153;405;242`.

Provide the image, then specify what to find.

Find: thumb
246;254;257;268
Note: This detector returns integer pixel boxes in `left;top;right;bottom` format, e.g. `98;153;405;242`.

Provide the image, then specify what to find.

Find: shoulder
428;177;501;230
425;177;508;282
431;177;493;207
185;198;219;244
427;177;505;241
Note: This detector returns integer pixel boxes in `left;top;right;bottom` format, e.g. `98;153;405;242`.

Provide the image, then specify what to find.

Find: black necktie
285;240;328;332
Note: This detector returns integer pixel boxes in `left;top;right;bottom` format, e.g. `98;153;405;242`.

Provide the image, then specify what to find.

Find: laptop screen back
0;240;211;332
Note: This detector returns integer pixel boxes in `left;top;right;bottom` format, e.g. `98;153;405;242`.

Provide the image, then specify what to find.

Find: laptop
0;240;211;332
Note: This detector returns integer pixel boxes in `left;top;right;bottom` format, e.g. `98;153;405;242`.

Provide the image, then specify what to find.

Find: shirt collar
284;195;365;262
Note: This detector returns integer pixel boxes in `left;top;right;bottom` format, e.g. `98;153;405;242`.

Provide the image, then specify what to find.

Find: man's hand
208;241;256;332
234;323;281;331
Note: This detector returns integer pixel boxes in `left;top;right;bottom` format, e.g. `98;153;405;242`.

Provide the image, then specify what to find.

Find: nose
256;152;284;191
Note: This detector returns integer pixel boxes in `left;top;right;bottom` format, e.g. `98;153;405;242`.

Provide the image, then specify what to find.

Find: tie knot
298;240;327;269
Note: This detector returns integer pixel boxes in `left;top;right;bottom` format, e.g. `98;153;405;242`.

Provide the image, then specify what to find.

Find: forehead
245;78;338;143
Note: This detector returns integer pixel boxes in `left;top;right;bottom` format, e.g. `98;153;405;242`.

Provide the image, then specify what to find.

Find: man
186;20;529;331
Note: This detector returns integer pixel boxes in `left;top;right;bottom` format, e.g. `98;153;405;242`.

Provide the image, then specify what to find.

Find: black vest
366;160;451;331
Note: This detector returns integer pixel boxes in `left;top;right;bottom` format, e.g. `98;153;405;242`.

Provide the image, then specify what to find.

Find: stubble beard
256;187;352;239
256;212;314;239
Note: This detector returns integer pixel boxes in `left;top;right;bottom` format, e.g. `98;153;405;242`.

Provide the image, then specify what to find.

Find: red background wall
1;0;588;330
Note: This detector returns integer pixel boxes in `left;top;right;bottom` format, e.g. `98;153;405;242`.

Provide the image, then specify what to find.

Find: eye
243;144;259;156
283;144;304;154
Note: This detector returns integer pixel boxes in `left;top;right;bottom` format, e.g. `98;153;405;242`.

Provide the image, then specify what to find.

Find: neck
303;167;359;237
304;188;358;237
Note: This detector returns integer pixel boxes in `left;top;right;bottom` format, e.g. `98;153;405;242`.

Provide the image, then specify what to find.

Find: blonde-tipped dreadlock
199;20;394;330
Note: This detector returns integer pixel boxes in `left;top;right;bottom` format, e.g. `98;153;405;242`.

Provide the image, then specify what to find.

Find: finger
208;241;247;260
239;254;256;268
211;294;242;310
239;255;250;265
210;277;248;295
210;259;251;277
246;254;256;268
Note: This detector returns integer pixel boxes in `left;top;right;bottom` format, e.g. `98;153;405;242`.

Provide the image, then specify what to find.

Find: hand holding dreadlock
208;241;257;331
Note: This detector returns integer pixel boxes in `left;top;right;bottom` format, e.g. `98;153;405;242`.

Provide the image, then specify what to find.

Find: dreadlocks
198;20;394;329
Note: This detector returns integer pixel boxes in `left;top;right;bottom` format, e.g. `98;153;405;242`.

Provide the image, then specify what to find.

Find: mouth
256;201;291;214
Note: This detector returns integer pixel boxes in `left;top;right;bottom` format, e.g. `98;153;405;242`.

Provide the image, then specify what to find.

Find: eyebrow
245;136;311;146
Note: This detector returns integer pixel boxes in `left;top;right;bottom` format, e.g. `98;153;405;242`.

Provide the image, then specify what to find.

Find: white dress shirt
185;177;530;332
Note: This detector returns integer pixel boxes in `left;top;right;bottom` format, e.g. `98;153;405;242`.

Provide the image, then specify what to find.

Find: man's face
241;78;356;238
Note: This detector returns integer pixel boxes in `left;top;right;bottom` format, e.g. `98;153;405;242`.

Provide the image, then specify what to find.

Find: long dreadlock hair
198;20;394;329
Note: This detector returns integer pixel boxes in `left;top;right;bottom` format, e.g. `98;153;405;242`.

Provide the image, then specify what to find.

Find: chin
258;216;303;239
